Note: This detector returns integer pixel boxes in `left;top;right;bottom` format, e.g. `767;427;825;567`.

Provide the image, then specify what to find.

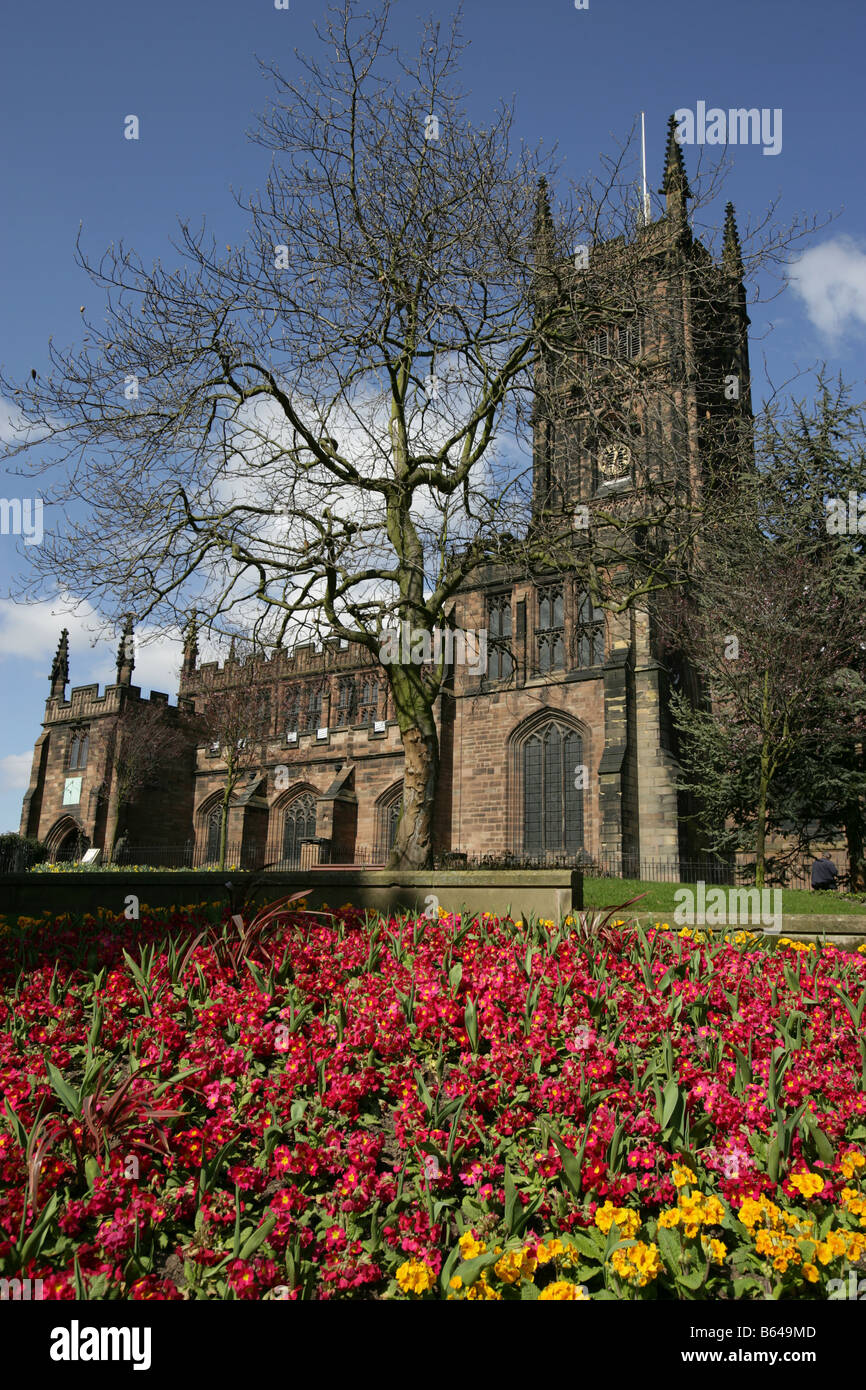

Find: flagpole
641;111;650;225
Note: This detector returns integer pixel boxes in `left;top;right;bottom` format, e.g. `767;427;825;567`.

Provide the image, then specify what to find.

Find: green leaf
238;1213;277;1262
548;1130;584;1198
45;1062;80;1117
454;1248;502;1287
503;1165;518;1236
768;1133;781;1184
440;1241;463;1295
656;1225;682;1274
568;1232;605;1260
661;1079;680;1129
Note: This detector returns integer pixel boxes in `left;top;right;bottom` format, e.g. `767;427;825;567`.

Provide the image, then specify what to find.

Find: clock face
598;443;631;478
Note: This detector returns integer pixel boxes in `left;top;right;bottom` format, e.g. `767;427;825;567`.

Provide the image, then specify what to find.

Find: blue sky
1;0;865;833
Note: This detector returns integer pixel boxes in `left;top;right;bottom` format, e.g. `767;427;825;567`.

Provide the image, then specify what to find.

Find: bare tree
192;642;273;869
0;1;822;866
103;702;191;861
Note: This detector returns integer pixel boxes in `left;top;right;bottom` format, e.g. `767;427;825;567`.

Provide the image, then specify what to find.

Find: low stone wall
0;868;584;923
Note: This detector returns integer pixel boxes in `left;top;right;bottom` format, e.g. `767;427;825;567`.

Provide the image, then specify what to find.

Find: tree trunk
106;802;122;864
755;738;771;891
389;723;439;869
219;786;232;872
386;661;439;869
104;727;123;863
844;794;864;892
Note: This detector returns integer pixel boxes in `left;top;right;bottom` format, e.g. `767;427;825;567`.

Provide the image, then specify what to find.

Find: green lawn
581;876;866;918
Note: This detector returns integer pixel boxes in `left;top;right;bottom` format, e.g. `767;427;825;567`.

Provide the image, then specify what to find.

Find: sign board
62;777;82;805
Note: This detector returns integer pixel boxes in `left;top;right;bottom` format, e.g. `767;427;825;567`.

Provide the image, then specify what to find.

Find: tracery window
282;792;316;865
536;585;564;672
68;729;89;771
574;594;605;668
487;593;514;682
522;721;584;856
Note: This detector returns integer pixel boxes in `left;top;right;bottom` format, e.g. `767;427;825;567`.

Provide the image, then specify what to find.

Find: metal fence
5;839;852;889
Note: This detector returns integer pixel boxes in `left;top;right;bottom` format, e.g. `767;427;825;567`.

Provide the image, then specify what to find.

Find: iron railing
6;839;853;890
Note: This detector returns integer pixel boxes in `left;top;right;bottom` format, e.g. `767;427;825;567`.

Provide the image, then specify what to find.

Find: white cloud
0;751;33;792
0;597;185;699
788;237;866;339
0;396;55;447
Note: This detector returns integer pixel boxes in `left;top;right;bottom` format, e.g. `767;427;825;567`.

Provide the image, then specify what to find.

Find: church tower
531;115;752;527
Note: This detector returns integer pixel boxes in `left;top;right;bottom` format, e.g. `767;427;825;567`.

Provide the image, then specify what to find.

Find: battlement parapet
45;683;186;724
181;636;377;693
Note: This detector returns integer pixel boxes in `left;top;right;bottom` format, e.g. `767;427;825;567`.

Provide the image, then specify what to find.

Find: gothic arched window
68;730;89;771
282;792;316;865
536;585;564;672
522;721;584;856
377;786;402;858
335;678;358;726
358;678;379;725
205;803;223;862
574;594;605;668
487;593;514;681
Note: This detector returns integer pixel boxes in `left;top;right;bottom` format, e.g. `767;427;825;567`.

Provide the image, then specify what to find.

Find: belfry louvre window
588;316;643;363
487;593;514;681
536;585;564;672
574;594;605;668
522;722;584;855
335;678;358;726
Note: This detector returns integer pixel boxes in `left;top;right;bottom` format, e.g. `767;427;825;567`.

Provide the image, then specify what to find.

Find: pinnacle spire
50;629;69;699
116;614;135;686
722;202;744;277
661;114;692;198
533;176;555;266
182;611;198;676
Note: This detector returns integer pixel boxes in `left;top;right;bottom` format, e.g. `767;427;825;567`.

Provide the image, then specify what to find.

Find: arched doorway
45;816;85;862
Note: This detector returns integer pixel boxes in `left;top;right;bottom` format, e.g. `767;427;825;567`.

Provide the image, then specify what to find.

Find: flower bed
1;900;865;1300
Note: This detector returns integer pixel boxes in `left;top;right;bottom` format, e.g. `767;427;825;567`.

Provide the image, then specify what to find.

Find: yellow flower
610;1241;662;1287
672;1162;696;1189
789;1172;825;1200
464;1273;502;1301
494;1247;537;1285
802;1263;820;1283
701;1237;727;1266
538;1281;589;1300
395;1260;436;1295
657;1208;681;1229
536;1238;566;1264
594;1202;640;1237
458;1231;486;1260
841;1152;866;1180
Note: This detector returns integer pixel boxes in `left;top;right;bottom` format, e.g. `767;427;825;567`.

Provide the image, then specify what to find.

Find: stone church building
19;122;752;873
